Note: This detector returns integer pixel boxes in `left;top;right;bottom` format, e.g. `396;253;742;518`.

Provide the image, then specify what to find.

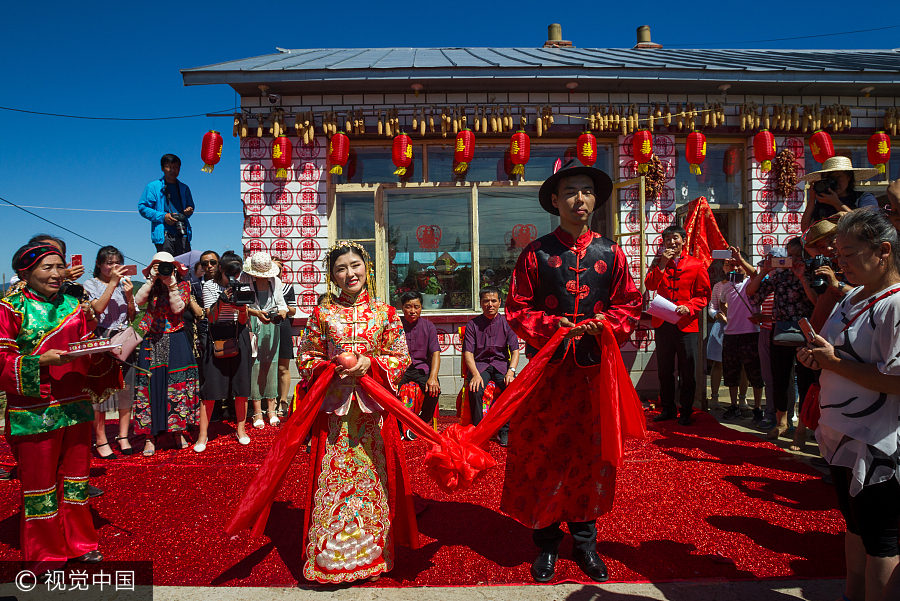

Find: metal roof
181;47;900;95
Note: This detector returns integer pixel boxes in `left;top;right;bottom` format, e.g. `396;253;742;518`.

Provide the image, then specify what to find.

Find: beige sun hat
243;252;279;278
800;155;879;183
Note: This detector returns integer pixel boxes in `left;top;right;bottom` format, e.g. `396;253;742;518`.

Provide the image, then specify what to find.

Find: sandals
252;412;265;429
766;424;789;440
268;410;280;427
142;437;156;457
93;441;115;459
115;435;134;456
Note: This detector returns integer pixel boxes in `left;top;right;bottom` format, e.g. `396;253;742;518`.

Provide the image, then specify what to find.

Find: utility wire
0;106;235;121
666;24;899;47
0;195;147;265
0;204;241;214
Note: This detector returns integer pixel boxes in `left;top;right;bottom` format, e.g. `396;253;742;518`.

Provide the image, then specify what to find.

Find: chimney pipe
544;23;573;48
634;25;662;49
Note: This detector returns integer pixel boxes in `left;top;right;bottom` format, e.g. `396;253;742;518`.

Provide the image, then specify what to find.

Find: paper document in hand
647;294;681;324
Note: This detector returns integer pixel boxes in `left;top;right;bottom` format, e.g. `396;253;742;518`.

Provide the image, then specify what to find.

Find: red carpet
0;411;844;587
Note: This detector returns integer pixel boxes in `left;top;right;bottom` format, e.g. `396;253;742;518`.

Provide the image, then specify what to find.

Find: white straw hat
800;155;879;183
243;252;279;278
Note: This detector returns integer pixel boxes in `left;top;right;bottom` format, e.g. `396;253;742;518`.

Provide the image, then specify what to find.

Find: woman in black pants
271;257;297;419
747;237;817;439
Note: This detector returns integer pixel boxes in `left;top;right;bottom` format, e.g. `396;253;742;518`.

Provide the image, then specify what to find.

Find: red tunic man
504;164;645;582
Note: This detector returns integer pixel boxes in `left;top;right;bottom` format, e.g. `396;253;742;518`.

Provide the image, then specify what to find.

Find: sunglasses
200;260;218;266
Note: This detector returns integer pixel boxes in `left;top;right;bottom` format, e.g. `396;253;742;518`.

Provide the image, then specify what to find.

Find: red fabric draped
225;364;335;537
684;196;728;269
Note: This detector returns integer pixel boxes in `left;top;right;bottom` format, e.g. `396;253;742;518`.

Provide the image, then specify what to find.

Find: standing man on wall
645;224;711;426
504;163;645;583
138;154;194;255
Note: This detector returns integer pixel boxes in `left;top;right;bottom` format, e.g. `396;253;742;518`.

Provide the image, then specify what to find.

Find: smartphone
123;264;138;276
799;318;816;343
70;254;83;268
711;249;732;260
771;257;792;268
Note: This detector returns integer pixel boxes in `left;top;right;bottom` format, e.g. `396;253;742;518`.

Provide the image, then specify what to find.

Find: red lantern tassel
690;164;702;175
201;163;215;173
454;162;469;174
511;164;524;175
760;160;772;172
393;166;407;176
329;165;343;175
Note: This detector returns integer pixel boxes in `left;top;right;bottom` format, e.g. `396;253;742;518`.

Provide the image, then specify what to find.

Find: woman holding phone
798;209;900;601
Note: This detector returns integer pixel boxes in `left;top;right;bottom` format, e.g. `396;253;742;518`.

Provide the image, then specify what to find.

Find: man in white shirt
721;247;765;422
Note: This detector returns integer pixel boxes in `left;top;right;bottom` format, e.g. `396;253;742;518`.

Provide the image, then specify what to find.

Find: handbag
109;326;144;360
772;320;805;346
213;318;240;359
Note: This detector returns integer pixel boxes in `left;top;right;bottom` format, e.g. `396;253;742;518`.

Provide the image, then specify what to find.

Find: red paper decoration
328;131;350;175
753;130;776;172
809;130;835;164
416;225;442;250
392;133;413;177
723;146;739;176
686;131;707;175
200;130;223;173
868;131;891;175
509;130;530;176
577;132;597;166
454;129;475;174
271;136;292;179
632;130;653;173
511;224;537;248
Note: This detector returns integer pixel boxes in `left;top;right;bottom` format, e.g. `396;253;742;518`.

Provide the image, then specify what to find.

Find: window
806;142;891;183
333;147;423;184
387;190;472;310
674;142;744;206
335;192;376;261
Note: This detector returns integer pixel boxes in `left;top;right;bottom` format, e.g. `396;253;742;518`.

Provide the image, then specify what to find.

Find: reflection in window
387;191;472;310
675;142;743;205
335;192;376;281
426;143;612;183
478;188;558;303
806;144;890;183
333;147;423;184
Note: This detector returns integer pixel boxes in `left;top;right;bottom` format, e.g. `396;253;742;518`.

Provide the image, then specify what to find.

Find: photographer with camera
800;156;878;232
194;250;254;451
138;154;195;255
242;252;288;430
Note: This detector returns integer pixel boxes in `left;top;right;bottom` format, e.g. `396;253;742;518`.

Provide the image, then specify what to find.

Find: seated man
463;286;519;446
398;291;441;440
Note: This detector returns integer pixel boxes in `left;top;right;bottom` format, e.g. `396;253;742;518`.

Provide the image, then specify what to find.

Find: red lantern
753;130;776;172
809;130;835;164
509;130;530;176
392;133;413;177
723;146;739;176
271;135;292;179
454;129;475;174
577;132;597;166
328;131;350;175
868;131;891;175
200;130;223;173
632;130;653;173
686;131;707;175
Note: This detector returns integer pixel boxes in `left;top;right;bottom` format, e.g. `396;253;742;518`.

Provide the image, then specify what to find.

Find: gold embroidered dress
297;289;415;583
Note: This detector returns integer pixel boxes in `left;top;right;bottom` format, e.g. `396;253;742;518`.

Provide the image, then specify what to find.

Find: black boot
530;550;558;582
573;549;608;582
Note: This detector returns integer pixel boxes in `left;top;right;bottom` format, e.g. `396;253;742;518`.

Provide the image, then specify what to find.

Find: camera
59;281;85;300
727;270;744;284
170;213;188;238
156;262;175;277
266;309;283;324
813;178;838;196
219;256;255;306
805;255;835;295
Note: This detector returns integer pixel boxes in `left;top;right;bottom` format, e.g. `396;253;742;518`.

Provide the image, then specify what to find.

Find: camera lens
157;262;175;277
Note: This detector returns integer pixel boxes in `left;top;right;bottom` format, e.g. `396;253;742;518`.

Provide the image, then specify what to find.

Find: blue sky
0;0;892;279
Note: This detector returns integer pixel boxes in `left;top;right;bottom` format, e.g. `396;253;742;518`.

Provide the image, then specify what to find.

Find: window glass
806;143;890;183
478;187;557;302
335;192;376;267
387;190;472;310
674;142;744;206
333;146;423;184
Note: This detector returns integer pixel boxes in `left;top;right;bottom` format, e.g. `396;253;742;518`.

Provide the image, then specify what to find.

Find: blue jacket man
138;154;194;254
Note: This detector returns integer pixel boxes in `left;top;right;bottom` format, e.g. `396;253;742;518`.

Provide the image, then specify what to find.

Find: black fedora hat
538;163;614;215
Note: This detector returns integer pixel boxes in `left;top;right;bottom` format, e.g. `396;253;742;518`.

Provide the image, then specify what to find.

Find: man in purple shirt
399;291;442;440
463;286;520;446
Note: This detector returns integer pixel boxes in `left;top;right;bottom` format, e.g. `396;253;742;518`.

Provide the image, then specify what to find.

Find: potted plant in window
421;276;445;310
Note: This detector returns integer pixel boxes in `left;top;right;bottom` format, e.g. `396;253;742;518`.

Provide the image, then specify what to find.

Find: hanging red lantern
809;130;835;164
632;130;653;173
577;132;597;166
509;130;530;176
454;129;475;174
200;130;223;173
328;131;350;175
685;131;707;175
753;129;776;172
868;131;891;175
392;133;413;177
723;146;739;176
271;135;292;179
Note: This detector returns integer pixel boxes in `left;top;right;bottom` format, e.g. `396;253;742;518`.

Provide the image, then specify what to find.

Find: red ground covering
0;411;844;587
